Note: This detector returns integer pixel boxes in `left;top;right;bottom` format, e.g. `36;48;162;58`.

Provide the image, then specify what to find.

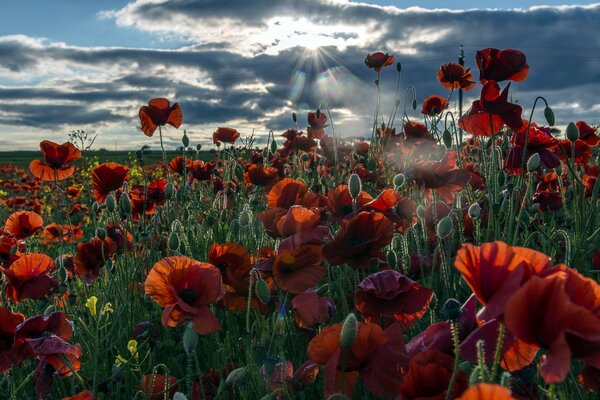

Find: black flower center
178;288;197;305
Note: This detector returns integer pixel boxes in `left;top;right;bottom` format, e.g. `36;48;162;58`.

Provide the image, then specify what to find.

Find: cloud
0;1;599;149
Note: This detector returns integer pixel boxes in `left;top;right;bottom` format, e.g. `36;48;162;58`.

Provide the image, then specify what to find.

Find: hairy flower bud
436;216;453;238
348;174;362;199
544;106;555;126
255;278;270;305
566;122;580;142
340;313;358;349
526;153;541;173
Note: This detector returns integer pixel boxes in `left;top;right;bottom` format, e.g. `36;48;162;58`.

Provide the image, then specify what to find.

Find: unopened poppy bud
441;298;461;321
105;195;115;212
292;112;297;123
255;278;270;305
468;203;481;219
396;62;402;72
239;210;251;227
135;150;143;160
519;209;530;225
442;129;452;149
496;170;506;187
393;173;405;189
57;267;68;282
526;153;541;173
300;153;310;162
555;164;563;175
92;201;100;213
348;174;362;199
182;322;198;356
95;227;106;240
270;139;278;154
340;313;358;349
168;232;180;251
44;305;56;316
544;106;555;126
234;164;244;182
182;131;190;148
500;372;511;387
386;250;397;268
226;367;248;387
196;143;202;151
262;147;269;158
173;393;188;400
416;205;425;220
9;244;18;256
119;193;131;214
436;216;453;238
530;203;540;213
316;108;321;119
566;122;579;142
165;182;175;199
412;98;417;111
469;366;484;385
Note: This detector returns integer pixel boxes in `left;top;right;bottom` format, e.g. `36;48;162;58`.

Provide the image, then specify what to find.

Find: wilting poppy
421;95;448;116
307;111;328;140
364;52;395;72
576;120;600;147
145;256;225;334
476;48;529;83
480;81;523;131
307;321;408;397
1;253;58;302
399;349;468;400
213;127;240;145
73;237;118;285
327;184;373;220
355;270;433;329
324;211;393;269
504;266;600;383
457;383;516;399
454;241;553;320
139;98;183;137
505;124;560;174
292;289;335;330
437;63;477;91
0;307;25;372
29;140;81;181
141;374;179;400
91;163;129;203
4;211;43;239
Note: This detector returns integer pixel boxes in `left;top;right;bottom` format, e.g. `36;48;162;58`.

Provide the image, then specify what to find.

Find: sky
0;1;599;150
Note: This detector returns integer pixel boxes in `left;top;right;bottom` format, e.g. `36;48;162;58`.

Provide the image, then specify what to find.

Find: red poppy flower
291;135;318;152
292;289;335;330
324;211;393;269
0;235;21;266
268;178;308;209
454;241;554;320
532;190;563;212
62;390;98;400
257;207;288;238
576;121;600;147
29;140;81;181
244;163;280;191
437;63;477;91
213;127;240;145
42;224;83;244
74;237;118;285
476;48;529;83
480;81;523;131
139;98;183;137
208;242;252;297
308;321;408;397
504;266;600;383
505;124;560;174
399;349;468;400
141;375;179;400
0;307;25;372
307;111;328;140
262;360;294;392
290;360;320;389
421;95;448;116
555;139;592;165
145;256;225;334
355;270;433;329
354;140;370;155
91;163;129;203
583;165;599;197
365;52;395;72
274;205;322;238
1;253;58;302
169;155;191;175
457;383;516;400
188;160;216;181
459;100;504;137
327;184;373;220
4;211;43;239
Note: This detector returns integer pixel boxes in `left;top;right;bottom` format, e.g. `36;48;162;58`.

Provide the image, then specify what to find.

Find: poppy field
1;48;600;400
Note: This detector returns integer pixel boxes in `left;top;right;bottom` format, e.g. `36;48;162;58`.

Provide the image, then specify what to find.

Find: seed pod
340;313;358;349
105;195;115;213
239;209;251;228
393;173;405;189
255;278;270;305
566;122;580;142
468;203;482;219
119;193;131;215
544;106;555;126
526;153;541;173
436;216;453;238
348;174;362;199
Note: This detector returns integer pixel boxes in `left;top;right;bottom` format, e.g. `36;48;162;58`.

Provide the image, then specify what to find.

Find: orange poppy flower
145;256;225;334
275;205;322;237
399;349;468;400
355;270;433;329
504;266;600;383
91;163;129;203
324;211;393;269
213;127;240;145
139;98;183;137
476;48;529;83
1;253;58;302
74;237;118;285
364;52;395;72
459;99;504;136
257;207;288;238
0;307;26;372
66;185;81;200
208;242;252;296
267;178;308;209
4;210;43;239
437;63;477;90
292;289;335;330
454;241;553;320
421;95;448;116
141;374;179;400
62;391;98;400
244;163;280;191
307;111;328;140
457;383;516;399
188;159;216;181
169;155;191;175
326;184;373;220
307;321;407;397
42;224;83;244
29;140;81;181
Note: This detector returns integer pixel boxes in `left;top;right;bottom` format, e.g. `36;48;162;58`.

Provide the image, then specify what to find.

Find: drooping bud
119;193;131;215
182;130;190;148
300;153;310;162
270;139;278;154
436;216;453;238
526;153;541;173
340;313;358;349
416;205;425;220
412;98;418;111
566;122;580;142
393;173;405;190
255;278;270;305
226;367;248;387
468;203;482;219
316;108;321;119
292;112;297;123
440;298;462;321
95;227;107;241
239;209;251;228
442;129;452;149
168;232;180;251
544;106;555;126
348;174;362;199
496;170;506;187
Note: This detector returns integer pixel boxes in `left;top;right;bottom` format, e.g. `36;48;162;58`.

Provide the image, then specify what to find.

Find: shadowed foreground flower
307;110;328;140
365;52;395;72
62;390;98;400
208;242;253;310
91;163;129;203
421;95;448;116
457;383;516;399
476;48;529;83
141;374;179;400
29;140;81;181
0;307;25;372
139;98;182;137
1;253;59;302
74;237;118;285
292;289;335;330
145;256;225;334
505;124;560;174
4;210;43;239
437;62;476;90
213;127;240;145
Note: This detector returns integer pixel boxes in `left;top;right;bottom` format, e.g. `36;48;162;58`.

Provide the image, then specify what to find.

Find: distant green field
0;150;215;168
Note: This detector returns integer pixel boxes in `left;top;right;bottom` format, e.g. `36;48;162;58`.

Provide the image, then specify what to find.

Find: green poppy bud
526;153;541;173
226;367;248;387
300;153;310;162
292;112;297;123
340;313;358;349
443;129;452;149
468;203;482;219
255;278;270;305
95;227;106;241
119;193;131;215
544;106;555;126
105;195;115;213
168;232;180;251
412;98;418;111
165;182;175;199
393;173;405;189
182;131;190;148
271;139;278;154
566;122;580;142
436;216;453;238
348;174;362;199
386;250;397;269
182;322;198;356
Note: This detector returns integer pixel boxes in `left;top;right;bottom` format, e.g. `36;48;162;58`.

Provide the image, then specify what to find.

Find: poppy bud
182;322;198;356
270;139;278;154
386;250;397;269
436;216;453;238
555;164;563;175
239;210;251;227
234;165;244;182
182;131;190;148
119;193;131;215
497;170;506;187
196;143;202;151
348;174;362;199
165;182;175;199
9;244;18;256
443;129;452;149
469;366;484;385
57;267;68;282
519;209;530;225
526;153;540;173
566;122;580;142
96;227;107;241
530;203;540;213
316;108;321;119
544;106;555;126
441;298;462;321
292;112;297;122
44;305;56;316
173;393;188;400
92;201;100;213
412;98;417;111
468;203;482;219
396;62;402;72
255;278;270;305
226;367;248;387
105;195;115;213
393;173;405;189
300;153;310;162
374;79;379;86
416;205;425;220
135;150;143;160
262;147;269;159
168;232;180;251
340;313;358;349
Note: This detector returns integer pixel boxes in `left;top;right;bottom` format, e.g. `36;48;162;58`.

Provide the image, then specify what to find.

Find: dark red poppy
4;211;43;239
1;253;58;302
145;256;225;334
292;289;335;330
169;155;191;175
213;127;240;145
555;139;592;165
188;160;216;181
476;48;529;83
0;307;25;372
324;211;393;269
307;111;328;140
29;140;81;181
291;135;318;152
139;98;183;137
141;375;179;400
576;121;600;147
437;63;477;91
0;234;21;266
365;52;395;72
244;163;280;191
91;163;129;203
421;95;448;116
480;81;523;131
73;237;118;285
505;124;560;174
327;184;373;220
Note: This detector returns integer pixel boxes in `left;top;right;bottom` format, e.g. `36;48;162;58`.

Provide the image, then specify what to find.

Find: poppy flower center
178;288;198;305
349;235;363;246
